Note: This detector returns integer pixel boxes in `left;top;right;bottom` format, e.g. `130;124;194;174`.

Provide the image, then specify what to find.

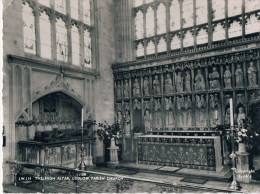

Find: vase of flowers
235;118;259;153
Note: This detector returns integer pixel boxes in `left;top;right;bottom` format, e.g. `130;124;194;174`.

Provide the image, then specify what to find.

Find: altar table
137;135;223;171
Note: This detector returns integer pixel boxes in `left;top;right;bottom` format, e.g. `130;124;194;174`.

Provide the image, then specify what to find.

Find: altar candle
81;108;84;128
230;99;234;126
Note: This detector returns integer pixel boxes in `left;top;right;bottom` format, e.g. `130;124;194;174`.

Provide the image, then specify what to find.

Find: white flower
241;129;247;133
256;133;259;137
238;137;242;141
242;134;247;137
106;131;109;135
238;132;242;136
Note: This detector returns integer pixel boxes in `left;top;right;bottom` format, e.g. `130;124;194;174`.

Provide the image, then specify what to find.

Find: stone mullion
34;1;41;57
51;7;57;60
242;0;245;38
92;80;95;117
66;22;72;65
180;0;183;51
205;67;210;128
257;58;260;88
220;64;225;128
154;4;158;57
224;0;228;41
129;76;133;134
193;0;197;48
140;75;144;133
79;25;84;67
243;60;247;88
160;73;164;130
143;8;147;58
208;0;213;46
166;0;170;54
190;67;195;127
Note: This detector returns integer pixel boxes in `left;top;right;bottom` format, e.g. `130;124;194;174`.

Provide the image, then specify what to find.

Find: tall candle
230;99;234;126
81;108;84;128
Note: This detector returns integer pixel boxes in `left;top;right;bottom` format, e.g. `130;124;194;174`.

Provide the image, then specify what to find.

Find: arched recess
15;88;85;122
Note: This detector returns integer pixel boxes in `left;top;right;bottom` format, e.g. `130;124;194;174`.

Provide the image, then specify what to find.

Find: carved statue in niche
195;95;206;126
209;94;220;126
124;108;131;136
225;107;230;125
185;70;191;92
116;82;121;98
144;109;152;131
153;75;161;95
248;62;258;87
154;99;162;129
224;66;232;89
164;97;175;128
176;96;184;126
143;77;150;96
209;67;220;89
237;106;246;126
133;78;140;96
116;105;122;124
123;80;129;97
235;64;244;87
176;72;183;93
194;69;206;91
183;96;192;127
165;73;173;94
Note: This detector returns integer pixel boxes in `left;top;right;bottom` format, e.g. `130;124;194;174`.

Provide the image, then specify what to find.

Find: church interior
2;0;260;192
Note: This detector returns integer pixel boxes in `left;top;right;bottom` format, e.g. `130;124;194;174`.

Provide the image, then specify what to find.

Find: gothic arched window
56;18;68;62
22;2;36;54
157;37;167;53
146;40;155;55
136;42;144;57
71;0;79;20
228;0;242;17
40;11;51;59
135;10;144;39
182;0;194;28
213;23;225;42
156;3;166;35
84;29;92;68
71;25;80;66
170;0;181;31
196;0;207;25
146;6;155;37
212;0;225;21
83;0;91;25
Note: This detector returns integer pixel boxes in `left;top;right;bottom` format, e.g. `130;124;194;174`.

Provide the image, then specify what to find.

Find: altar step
114;162;233;182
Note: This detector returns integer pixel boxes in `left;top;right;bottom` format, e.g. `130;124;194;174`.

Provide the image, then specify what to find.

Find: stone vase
238;142;246;153
108;137;119;164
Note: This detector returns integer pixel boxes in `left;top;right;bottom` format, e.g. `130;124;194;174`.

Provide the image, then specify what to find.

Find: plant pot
238;142;246;153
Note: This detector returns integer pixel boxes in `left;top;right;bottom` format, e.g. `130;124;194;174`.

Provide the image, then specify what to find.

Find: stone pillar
236;151;252;183
107;138;119;167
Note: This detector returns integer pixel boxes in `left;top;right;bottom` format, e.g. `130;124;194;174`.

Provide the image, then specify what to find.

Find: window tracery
84;29;92;68
136;42;145;57
56;18;68;62
228;19;242;38
213;23;225;42
23;2;36;54
196;28;208;45
40;11;51;59
171;34;181;50
170;0;181;31
157;37;167;53
245;14;260;34
156;3;166;35
183;30;194;47
71;25;80;66
196;0;207;25
135;10;144;39
146;6;155;37
146;40;155;55
182;0;194;28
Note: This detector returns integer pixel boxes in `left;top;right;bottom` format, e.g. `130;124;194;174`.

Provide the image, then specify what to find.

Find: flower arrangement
96;121;123;140
234;118;259;144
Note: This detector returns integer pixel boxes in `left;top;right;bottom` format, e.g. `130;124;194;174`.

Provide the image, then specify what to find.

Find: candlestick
81;108;84;128
230;98;234;126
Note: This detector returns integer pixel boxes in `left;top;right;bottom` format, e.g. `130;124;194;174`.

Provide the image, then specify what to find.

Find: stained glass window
228;20;242;38
196;0;208;25
146;6;155;37
71;25;80;66
56;18;68;62
146;40;155;55
38;0;50;7
157;37;167;53
170;0;181;31
55;0;66;14
245;0;260;12
83;0;91;25
23;3;36;54
136;42;144;57
84;29;92;68
134;0;143;7
183;30;194;47
71;0;79;20
171;34;181;50
182;0;194;28
213;23;226;42
212;0;225;21
156;3;166;35
246;14;260;34
135;10;144;39
40;11;51;59
196;28;208;45
228;0;242;17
